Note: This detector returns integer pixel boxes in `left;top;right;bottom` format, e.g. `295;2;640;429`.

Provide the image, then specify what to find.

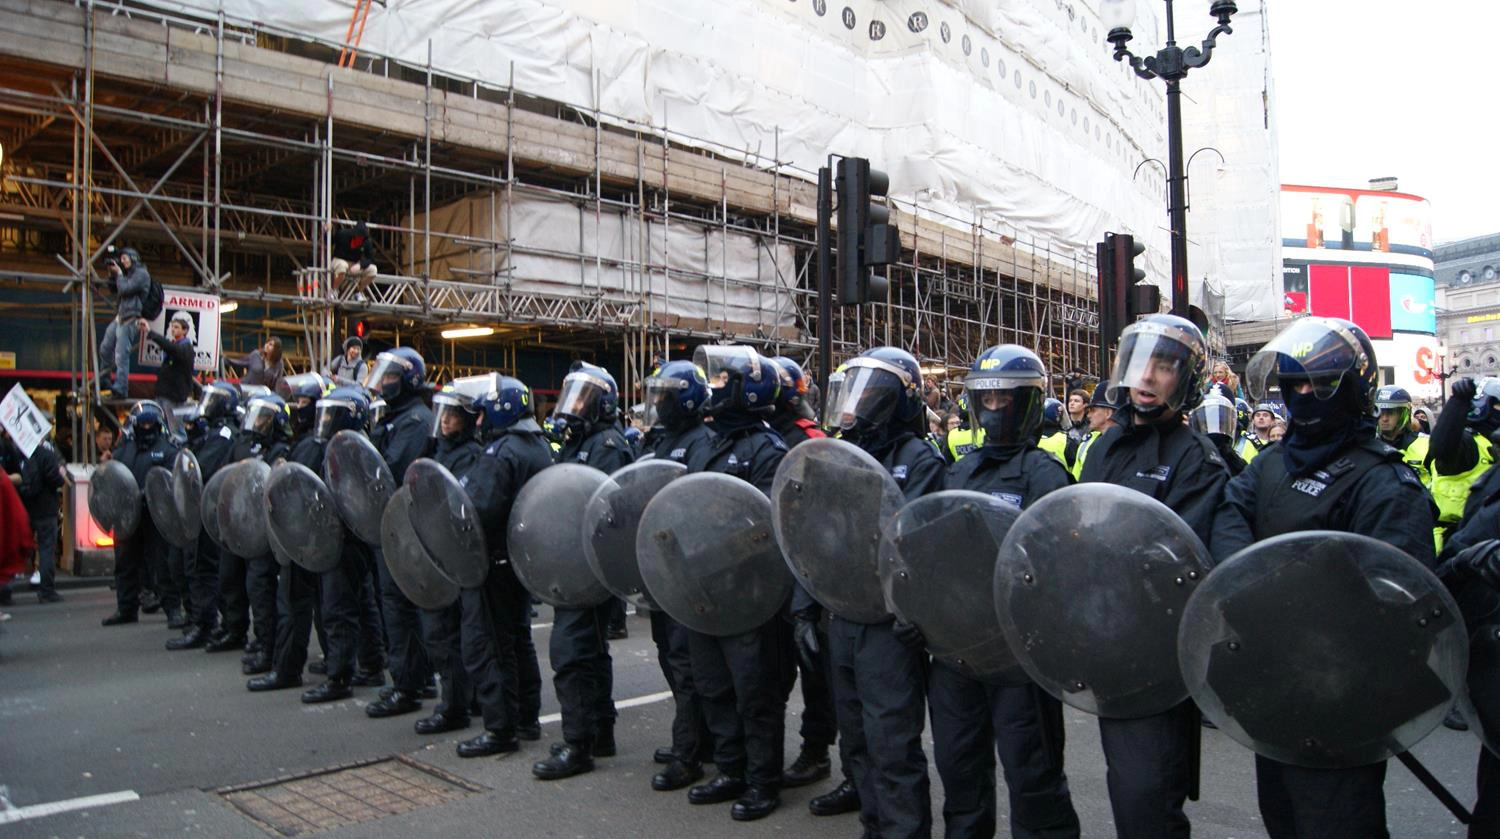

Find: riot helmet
963;345;1047;445
1467;378;1500;426
555;361;619;428
1042;398;1066;434
833;347;923;434
469;373;535;435
642;360;709;429
314;386;371;442
279;372;333;435
1190;391;1238;439
368;397;387;431
1374;385;1412;442
768;356;816;420
1106;314;1207;418
693;345;777;415
1245;317;1378;412
241;392;290;441
820;366;847;430
1235;398;1252;435
196;381;240;424
127;400;167;444
431;376;485;441
362;347;427;402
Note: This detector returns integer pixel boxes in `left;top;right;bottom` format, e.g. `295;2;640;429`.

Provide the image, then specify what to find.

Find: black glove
892;617;926;651
793;615;820;673
1456;539;1500;589
1452;377;1478;402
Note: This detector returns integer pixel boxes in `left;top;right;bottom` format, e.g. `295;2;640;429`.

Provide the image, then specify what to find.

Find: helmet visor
361;353;411;395
1245;318;1365;402
368;398;387;430
314;398;357;442
197;387;233;420
967;385;1042;445
642;377;687;428
241;399;279;436
1191;398;1237;437
693;346;765;390
555;372;609;423
278;372;330;402
1107;323;1202;413
835;365;903;431
431;394;476;439
821;372;846;428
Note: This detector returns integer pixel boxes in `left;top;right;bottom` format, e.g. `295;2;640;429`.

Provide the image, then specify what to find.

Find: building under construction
0;0;1105;452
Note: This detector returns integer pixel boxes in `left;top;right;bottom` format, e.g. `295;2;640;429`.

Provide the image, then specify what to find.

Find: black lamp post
1102;0;1238;319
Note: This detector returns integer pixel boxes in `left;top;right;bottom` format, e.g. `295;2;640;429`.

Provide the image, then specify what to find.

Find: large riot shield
771;437;902;623
380;486;460;610
88;459;141;539
217;459;272;558
200;463;230;546
406;458;488;588
1178;532;1468;768
146;466;193;548
638;472;793;637
172;449;203;541
880;491;1024;682
582;459;688;610
995;483;1211;718
265;462;344;573
324;430;395;546
507;464;612;608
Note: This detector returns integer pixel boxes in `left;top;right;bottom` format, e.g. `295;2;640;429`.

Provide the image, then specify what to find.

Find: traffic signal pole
817;164;833;403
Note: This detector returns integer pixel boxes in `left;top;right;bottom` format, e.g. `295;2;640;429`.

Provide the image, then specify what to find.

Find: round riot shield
200;463;230;546
582;459;688;610
88;459;140;539
880;491;1024;682
638;472;793;637
507;464;612;608
265;462;344;573
771;437;902;623
172;449;203;541
324;430;395;546
145;466;193;548
380;486;460;610
1178;532;1468;768
406;458;488;588
217;459;272;558
995;483;1211;718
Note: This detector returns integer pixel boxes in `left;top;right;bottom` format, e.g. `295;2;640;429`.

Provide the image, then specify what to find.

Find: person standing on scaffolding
97;246;151;401
325;221;378;297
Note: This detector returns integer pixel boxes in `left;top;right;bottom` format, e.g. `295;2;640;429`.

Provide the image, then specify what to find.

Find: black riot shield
380;486;461;610
995;482;1211;718
1178;532;1468;768
200;462;230;547
770;437;902;623
507;464;612;608
172;448;203;541
324;430;395;546
88;459;141;539
265;462;344;573
406;458;488;588
145;466;193;548
217;459;272;558
582;459;688;610
637;472;793;637
880;490;1024;682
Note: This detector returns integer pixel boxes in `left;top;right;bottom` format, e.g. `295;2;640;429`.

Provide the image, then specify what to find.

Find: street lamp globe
1101;0;1137;43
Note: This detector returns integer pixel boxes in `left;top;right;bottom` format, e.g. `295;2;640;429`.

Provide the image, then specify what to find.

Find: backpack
140;275;165;320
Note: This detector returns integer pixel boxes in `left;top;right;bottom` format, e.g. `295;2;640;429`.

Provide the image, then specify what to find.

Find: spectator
94;425;117;463
97;246;151;400
923;377;955;414
1066;388;1090;440
1413;407;1432;435
327;220;377;294
1268;420;1287;443
140;311;198;435
325;336;368;385
7;427;65;603
230;337;286;392
1207;360;1242;400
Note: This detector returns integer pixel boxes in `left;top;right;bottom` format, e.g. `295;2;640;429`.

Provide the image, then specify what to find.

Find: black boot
652;760;704;792
301;680;353;704
246;672;303;692
457;731;519;758
516;722;542;742
308;658;328;675
140;591;161;614
101;611;139;626
351;669;385;687
165;608;189;630
783;744;831;788
204;633;245;653
414;713;469;735
166;626;210;650
731;786;781;821
653;747;676;765
809;779;861;816
688;774;747;805
241;653;272;675
592;724;616;757
532;743;594;780
365;690;422;718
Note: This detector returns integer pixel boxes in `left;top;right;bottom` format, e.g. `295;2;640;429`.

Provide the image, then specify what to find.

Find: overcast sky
1270;3;1499;244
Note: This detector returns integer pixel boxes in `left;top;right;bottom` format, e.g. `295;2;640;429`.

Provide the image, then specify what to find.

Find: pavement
0;585;1484;838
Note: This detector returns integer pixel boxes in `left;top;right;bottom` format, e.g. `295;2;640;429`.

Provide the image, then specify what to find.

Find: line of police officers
97;312;1499;837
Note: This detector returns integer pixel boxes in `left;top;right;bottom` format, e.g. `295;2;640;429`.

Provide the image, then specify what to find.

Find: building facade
1435;234;1500;384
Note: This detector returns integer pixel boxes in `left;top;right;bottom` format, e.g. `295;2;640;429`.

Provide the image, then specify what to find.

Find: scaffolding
0;0;1102;452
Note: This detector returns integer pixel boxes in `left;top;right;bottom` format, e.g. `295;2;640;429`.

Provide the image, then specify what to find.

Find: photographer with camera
97;246;153;401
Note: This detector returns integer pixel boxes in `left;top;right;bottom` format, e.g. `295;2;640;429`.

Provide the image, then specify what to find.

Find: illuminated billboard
1281;185;1434;259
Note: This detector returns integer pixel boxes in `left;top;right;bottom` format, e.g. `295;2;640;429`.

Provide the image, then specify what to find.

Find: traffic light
1096;231;1156;375
354;319;367;338
835;157;900;305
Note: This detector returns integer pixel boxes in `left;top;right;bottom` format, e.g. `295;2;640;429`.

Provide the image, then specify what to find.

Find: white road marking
0;790;141;824
536;690;673;726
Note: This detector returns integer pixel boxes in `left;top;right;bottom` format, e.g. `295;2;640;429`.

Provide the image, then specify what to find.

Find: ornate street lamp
1100;0;1238;318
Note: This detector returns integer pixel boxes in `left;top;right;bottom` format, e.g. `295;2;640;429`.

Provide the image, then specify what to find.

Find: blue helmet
643;360;709;428
1374;386;1411;410
769;356;814;418
1107;313;1209;416
196;381;240;423
314;386;370;442
624;426;643;446
241;392;290;441
364;347;427;401
1042;398;1065;431
1246;316;1378;415
127;400;168;442
556;361;619;426
834;346;923;432
694;345;778;415
965;345;1048;444
280;372;334;435
470;374;535;434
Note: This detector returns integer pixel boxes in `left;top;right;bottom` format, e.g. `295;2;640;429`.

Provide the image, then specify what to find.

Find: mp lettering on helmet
1290;341;1316;359
978;357;1003;370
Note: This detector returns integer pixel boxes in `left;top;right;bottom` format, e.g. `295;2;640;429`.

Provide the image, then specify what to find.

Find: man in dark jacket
141;310;198;434
9;429;65;603
102;401;182;625
98;246;151;400
328;220;378;293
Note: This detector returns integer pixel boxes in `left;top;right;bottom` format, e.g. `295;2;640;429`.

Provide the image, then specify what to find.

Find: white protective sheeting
143;0;1278;318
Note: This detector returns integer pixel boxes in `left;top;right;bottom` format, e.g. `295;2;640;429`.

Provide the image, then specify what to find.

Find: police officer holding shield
229;391;293;674
101;401;182;626
168;384;238;650
1212;317;1435;838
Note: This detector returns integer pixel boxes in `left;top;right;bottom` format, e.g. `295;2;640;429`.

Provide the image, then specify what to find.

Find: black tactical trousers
217;549;250;638
794;618;841;755
321;548;368;681
374;547;432;694
606;596;627;631
515;605;542;730
1098;701;1197;839
1472;746;1500;839
928;662;1080;839
549;602;616;747
689;619;787;790
188;532;220;631
271;563;319;678
1256;755;1388;839
356;552;386;672
420;601;469;720
828;616;931;839
114;518;168;615
460;562;529;736
246;553;279;649
162;544;187;613
649;608;710;763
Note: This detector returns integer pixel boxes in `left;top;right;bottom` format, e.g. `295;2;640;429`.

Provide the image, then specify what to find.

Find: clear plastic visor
642;377;687;427
821;373;846;427
1244;320;1364;402
368;398;387;429
431;396;476;438
241;400;279;436
278;372;330;402
314;399;356;441
555;373;608;422
1191;400;1237;437
966;385;1041;444
1107;331;1197;412
693;345;763;390
196;388;233;420
835;366;902;431
361;354;410;394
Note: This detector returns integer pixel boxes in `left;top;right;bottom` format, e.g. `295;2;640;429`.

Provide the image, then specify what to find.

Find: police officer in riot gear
1191;390;1249;476
168;384;239;650
233;392;293;675
934;345;1082;839
944;392;983;463
449;375;552;757
1374;385;1431;484
102;401;182;626
1037;397;1071;466
638;360;715;790
532;361;633;780
1080;313;1230;838
679;345;789;821
1213;317;1435;838
362;347;437;719
817;345;943;838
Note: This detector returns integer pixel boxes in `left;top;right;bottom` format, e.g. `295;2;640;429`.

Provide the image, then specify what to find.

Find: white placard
138;288;222;372
0;383;52;458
